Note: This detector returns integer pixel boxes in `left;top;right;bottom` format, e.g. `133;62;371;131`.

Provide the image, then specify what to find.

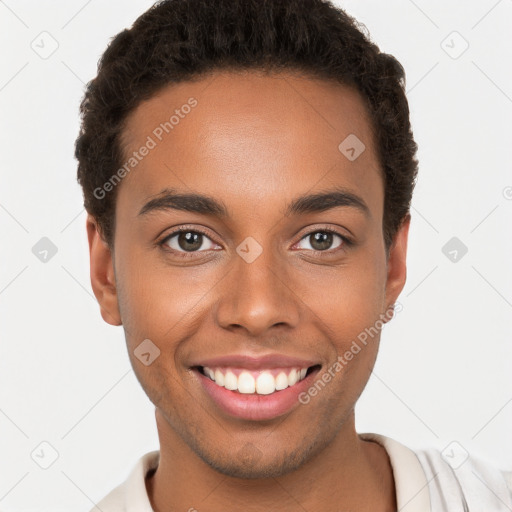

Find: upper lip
191;353;321;370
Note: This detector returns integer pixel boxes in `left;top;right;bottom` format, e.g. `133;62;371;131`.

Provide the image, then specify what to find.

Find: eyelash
158;225;353;259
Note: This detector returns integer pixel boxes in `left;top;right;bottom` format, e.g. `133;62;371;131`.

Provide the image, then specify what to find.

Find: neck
146;408;396;512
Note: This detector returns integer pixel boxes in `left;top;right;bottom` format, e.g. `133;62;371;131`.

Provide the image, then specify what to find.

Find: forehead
117;70;383;221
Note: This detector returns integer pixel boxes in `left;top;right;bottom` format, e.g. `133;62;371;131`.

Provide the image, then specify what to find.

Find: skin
87;70;410;512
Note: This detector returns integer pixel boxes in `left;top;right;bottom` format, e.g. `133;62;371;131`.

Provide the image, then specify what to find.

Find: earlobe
86;215;122;326
384;214;410;319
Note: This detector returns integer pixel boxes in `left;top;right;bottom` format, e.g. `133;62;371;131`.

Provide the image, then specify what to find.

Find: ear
383;214;410;319
86;215;122;326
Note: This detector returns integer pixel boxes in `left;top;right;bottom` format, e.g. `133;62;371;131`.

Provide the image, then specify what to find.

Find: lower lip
194;367;321;421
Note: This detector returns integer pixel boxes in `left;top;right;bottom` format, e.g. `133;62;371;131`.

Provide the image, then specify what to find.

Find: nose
214;242;301;337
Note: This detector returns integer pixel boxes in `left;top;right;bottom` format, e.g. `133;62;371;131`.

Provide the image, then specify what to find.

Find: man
75;0;512;510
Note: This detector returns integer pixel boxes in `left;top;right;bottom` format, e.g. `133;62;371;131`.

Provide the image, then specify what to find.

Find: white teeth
238;371;255;394
256;372;276;395
275;372;289;391
224;370;238;390
202;366;311;395
214;369;225;387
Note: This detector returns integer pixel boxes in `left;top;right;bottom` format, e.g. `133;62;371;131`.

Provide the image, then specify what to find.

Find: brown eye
161;229;218;254
310;232;335;251
295;229;348;253
176;231;203;251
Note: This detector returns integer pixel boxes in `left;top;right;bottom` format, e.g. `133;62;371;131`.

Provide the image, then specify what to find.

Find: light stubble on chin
151;385;353;480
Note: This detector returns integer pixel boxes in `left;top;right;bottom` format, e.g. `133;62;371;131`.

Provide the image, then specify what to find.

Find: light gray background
1;1;511;510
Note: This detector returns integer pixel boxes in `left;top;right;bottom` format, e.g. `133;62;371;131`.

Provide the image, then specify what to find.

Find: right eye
159;227;220;258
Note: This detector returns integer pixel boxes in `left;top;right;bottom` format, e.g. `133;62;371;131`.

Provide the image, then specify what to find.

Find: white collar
359;432;431;512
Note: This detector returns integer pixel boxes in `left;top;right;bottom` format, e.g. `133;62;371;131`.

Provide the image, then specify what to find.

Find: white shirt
92;433;512;511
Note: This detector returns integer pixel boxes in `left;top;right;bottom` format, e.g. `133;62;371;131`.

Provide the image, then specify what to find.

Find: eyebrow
138;186;370;219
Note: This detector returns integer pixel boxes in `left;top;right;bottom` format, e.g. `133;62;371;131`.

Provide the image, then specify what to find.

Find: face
88;70;409;479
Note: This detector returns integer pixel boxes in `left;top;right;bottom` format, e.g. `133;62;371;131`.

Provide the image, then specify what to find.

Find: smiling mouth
194;364;321;396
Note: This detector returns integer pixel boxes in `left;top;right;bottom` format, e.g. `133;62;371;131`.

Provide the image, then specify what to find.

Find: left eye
295;230;345;252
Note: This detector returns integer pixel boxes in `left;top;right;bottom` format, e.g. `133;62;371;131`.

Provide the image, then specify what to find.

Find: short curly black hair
75;0;418;252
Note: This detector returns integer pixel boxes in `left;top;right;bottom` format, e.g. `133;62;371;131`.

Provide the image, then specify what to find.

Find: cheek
308;257;386;335
298;252;388;391
114;245;216;348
